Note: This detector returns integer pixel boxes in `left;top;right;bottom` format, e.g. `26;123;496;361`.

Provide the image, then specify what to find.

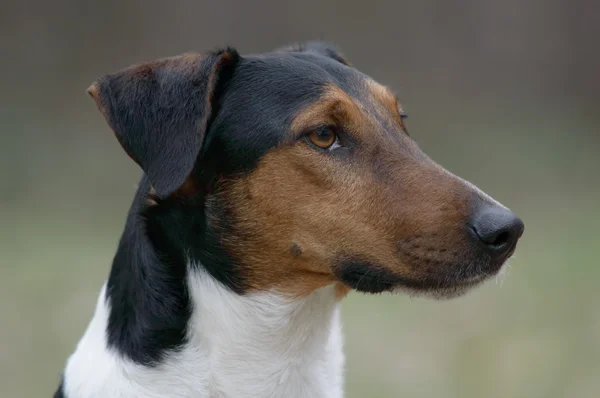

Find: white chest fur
63;270;345;398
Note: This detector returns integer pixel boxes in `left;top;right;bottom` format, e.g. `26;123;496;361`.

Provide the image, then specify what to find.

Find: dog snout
468;205;524;260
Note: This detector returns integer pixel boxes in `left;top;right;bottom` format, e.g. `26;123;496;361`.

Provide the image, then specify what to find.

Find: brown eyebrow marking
366;79;410;135
290;84;366;135
365;79;405;126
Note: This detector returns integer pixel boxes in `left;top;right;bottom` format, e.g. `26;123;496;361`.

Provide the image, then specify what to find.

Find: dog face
89;42;523;299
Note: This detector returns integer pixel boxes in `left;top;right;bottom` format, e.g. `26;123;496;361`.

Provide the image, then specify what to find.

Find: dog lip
391;275;485;297
337;254;509;293
395;272;485;291
403;258;506;291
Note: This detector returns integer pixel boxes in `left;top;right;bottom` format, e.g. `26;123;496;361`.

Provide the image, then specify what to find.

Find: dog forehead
203;51;399;175
241;52;395;121
234;52;366;100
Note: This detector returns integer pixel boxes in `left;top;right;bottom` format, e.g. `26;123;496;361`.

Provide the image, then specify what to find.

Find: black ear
88;49;239;198
277;41;351;66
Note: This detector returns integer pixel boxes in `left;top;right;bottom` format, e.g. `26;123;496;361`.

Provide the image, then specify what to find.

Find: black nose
469;206;524;258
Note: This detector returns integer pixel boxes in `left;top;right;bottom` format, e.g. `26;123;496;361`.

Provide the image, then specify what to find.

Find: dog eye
397;104;408;121
306;126;340;150
398;109;409;134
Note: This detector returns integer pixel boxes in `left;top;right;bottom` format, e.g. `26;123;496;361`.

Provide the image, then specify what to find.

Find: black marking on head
201;54;331;175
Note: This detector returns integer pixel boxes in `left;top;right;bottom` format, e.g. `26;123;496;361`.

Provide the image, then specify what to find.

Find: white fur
63;270;344;398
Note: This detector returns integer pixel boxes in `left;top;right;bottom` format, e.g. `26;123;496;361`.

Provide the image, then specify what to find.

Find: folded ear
88;49;239;198
277;41;351;66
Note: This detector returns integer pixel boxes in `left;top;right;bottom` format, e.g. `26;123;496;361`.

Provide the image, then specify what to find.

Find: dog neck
61;179;345;397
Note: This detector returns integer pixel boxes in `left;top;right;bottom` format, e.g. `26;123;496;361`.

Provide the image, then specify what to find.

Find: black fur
334;260;404;293
105;177;193;366
144;182;249;294
92;49;240;198
201;53;330;174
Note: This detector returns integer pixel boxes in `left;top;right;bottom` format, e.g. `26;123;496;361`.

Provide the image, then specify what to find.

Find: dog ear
277;41;351;66
87;49;239;198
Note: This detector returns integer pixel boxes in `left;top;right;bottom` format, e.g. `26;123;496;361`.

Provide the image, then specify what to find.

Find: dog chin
403;257;517;300
395;281;481;300
390;272;493;300
336;257;511;298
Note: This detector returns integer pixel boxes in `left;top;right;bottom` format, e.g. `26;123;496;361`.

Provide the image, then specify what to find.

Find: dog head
88;42;524;299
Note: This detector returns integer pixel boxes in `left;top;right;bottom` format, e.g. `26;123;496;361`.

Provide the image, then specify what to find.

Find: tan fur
365;79;408;133
290;84;367;137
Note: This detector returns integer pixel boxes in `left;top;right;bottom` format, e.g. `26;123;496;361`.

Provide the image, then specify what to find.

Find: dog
54;41;524;397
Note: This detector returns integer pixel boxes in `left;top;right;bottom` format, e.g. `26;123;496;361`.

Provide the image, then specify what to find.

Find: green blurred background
1;1;598;397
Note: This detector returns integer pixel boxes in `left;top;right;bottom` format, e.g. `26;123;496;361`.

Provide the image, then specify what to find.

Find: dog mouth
335;254;512;297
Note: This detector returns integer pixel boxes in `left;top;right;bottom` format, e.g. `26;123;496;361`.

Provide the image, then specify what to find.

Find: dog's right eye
306;126;341;151
398;111;409;135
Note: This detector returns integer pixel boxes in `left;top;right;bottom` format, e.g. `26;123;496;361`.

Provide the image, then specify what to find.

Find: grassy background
1;1;599;397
